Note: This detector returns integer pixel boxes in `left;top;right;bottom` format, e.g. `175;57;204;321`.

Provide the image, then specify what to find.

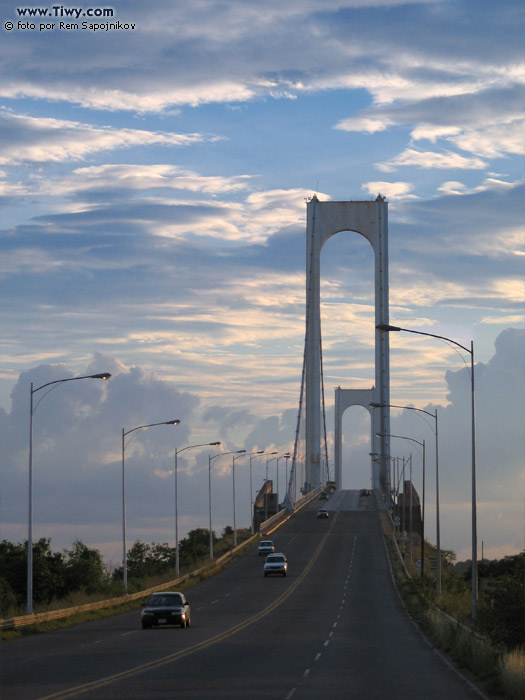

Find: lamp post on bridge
377;432;425;577
122;419;180;591
249;451;265;534
371;402;440;593
231;451;248;547
276;453;291;506
175;441;220;577
265;455;278;521
208;450;245;559
27;371;111;614
377;322;477;617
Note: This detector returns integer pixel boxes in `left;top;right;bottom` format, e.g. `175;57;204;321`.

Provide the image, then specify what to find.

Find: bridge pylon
304;196;391;500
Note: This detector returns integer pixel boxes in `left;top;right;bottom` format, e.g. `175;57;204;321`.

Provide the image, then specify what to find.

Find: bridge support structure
334;387;380;490
305;196;391;501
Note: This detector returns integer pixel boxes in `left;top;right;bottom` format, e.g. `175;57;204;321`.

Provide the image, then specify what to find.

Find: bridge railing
259;487;320;534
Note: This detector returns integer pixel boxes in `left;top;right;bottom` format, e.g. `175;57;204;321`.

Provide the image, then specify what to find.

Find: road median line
39;512;339;700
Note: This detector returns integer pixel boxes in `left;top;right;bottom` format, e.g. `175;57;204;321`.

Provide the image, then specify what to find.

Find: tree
178;529;212;566
63;540;107;595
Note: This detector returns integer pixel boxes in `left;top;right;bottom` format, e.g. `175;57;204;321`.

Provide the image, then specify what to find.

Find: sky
0;0;523;568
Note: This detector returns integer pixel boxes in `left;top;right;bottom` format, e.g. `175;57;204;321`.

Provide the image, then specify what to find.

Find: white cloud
447;118;525;158
334;116;395;133
377;148;487;172
361;181;415;200
0;112;209;165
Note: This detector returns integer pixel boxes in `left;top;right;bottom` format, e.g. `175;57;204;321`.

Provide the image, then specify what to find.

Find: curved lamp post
121;419;180;591
27;371;111;614
265;455;279;521
231;451;247;547
377;432;425;577
249;451;265;534
371;402;440;594
174;441;220;577
377;322;477;618
208;450;245;559
276;453;291;506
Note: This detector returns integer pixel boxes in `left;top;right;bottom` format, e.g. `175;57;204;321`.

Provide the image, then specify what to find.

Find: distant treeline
0;527;235;617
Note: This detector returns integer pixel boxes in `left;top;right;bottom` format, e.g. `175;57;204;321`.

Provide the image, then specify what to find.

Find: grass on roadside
386;534;524;698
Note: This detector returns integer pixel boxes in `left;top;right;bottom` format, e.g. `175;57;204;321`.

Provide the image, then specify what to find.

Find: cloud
361;181;415;200
377;148;487;172
2;1;522;114
0;112;209;165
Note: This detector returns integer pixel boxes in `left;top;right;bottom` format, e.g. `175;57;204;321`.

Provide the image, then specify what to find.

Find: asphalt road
1;491;491;700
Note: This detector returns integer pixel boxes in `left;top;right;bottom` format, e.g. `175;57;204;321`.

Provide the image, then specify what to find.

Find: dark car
141;591;191;629
317;508;329;519
319;491;328;500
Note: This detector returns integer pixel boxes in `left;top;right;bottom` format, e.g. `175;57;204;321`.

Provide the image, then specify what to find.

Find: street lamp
174;441;220;577
249;451;265;534
371;402;440;593
27;371;111;614
377;432;425;576
208;450;245;560
265;455;279;521
121;419;180;591
377;322;477;618
276;453;291;505
231;451;247;547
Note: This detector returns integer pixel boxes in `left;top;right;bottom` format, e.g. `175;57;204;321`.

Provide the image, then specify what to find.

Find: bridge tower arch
334;387;380;490
305;196;391;500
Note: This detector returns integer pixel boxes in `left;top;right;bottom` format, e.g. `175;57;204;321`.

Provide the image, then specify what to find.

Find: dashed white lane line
284;533;358;698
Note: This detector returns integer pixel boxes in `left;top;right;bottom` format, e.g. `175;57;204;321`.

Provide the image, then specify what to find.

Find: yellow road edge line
39;511;339;700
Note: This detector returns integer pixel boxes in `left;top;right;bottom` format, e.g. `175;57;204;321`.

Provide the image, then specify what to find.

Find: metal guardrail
0;534;259;631
1;490;321;631
259;488;320;534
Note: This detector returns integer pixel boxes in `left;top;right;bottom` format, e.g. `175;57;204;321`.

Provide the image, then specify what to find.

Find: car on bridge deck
317;508;329;519
258;540;275;556
141;592;191;629
264;553;288;577
318;491;329;500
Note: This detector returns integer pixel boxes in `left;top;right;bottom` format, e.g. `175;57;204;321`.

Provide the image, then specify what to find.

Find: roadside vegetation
0;526;252;622
388;534;524;699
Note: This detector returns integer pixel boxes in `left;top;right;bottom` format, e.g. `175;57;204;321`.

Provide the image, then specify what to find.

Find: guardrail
0;534;258;631
259;487;320;534
1;489;321;631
